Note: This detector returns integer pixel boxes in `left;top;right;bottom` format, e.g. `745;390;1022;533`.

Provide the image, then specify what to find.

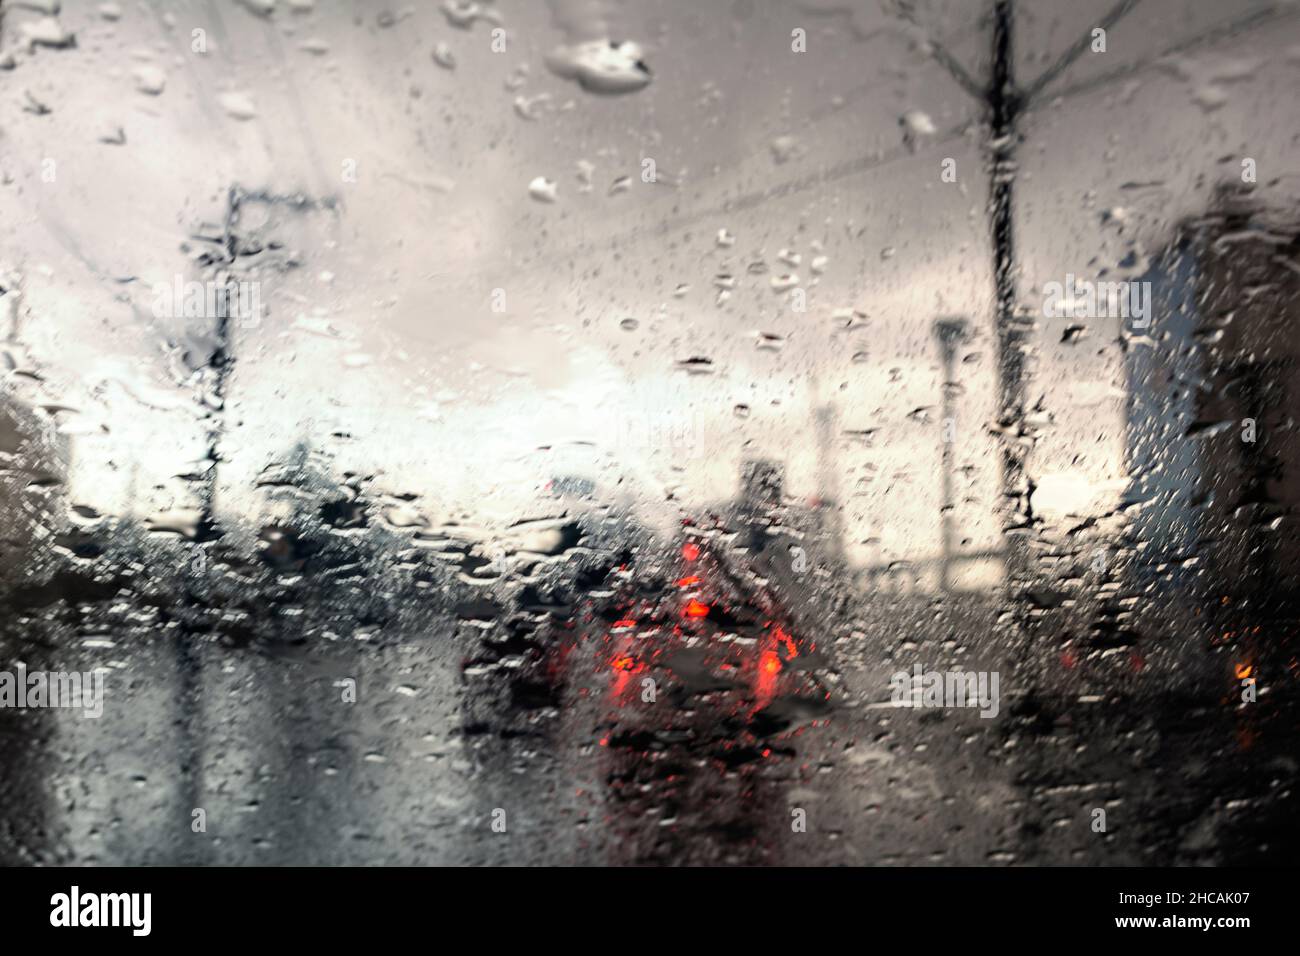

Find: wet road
2;509;1295;867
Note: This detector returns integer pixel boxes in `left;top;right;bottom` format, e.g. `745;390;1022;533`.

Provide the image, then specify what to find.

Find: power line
886;3;987;99
1022;0;1144;104
424;124;972;293
421;15;992;291
426;2;1299;293
1025;1;1300;112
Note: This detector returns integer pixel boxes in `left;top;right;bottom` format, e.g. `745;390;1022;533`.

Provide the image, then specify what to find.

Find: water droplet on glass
528;176;558;203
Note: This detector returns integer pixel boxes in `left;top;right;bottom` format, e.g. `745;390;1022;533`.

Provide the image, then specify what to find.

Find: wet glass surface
1;0;1298;865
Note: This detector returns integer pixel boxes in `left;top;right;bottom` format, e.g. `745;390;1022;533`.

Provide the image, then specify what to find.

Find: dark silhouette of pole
988;0;1029;584
813;402;845;567
934;318;969;591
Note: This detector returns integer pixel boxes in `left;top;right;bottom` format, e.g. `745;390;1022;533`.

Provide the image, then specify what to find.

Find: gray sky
3;0;1299;586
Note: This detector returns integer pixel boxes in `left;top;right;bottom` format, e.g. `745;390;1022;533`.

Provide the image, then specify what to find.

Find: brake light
760;651;782;676
683;599;710;618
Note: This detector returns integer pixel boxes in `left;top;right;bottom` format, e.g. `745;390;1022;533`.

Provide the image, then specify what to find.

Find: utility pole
934;317;969;592
988;0;1030;585
911;0;1147;590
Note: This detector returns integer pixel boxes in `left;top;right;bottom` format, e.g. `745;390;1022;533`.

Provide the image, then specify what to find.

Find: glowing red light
682;542;700;561
612;618;637;629
611;654;637;671
753;650;782;709
684;599;710;618
773;626;798;659
760;651;782;676
676;575;701;587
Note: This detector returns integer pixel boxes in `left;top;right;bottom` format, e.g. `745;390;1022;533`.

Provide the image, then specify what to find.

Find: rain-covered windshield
1;0;1298;866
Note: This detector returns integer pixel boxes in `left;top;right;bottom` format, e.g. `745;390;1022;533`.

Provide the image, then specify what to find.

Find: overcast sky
3;0;1299;584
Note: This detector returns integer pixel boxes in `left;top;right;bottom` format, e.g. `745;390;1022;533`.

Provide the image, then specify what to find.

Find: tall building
1127;184;1300;603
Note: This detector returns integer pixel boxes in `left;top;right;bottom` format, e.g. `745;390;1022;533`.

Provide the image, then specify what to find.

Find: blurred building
1128;184;1300;602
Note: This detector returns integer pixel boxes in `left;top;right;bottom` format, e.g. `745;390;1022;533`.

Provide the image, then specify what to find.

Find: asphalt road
1;509;1295;866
